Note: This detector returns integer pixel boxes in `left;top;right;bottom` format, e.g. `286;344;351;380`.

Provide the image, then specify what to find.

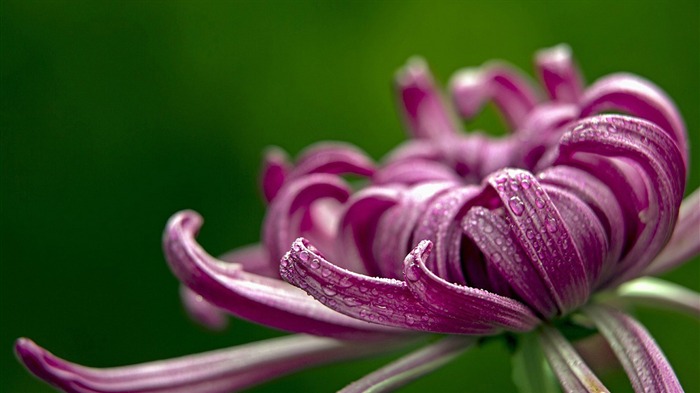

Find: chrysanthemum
16;45;699;393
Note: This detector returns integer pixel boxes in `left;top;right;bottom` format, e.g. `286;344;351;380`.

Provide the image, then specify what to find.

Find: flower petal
538;325;609;393
336;187;401;275
450;62;540;130
464;207;559;317
15;335;399;393
165;211;399;339
338;336;476;393
281;238;491;334
219;243;277;277
584;305;683;393
373;159;462;186
261;146;290;203
287;142;376;180
263;174;351;264
555;115;685;285
579;74;688;166
180;285;228;330
403;240;541;332
396;57;459;139
644;187;700;275
487;169;590;314
534;44;584;103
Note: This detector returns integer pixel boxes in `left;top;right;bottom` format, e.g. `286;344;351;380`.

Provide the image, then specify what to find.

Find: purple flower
16;45;699;393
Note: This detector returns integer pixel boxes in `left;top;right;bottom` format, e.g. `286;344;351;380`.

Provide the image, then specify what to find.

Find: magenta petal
464;207;559;318
180;285;228;331
487;169;590;314
450;62;540;130
412;186;480;283
579;74;688;166
535;44;584;103
219;243;277;278
339;336;476;393
538;325;609;393
645;188;700;275
281;238;488;334
288;142;376;180
337;187;401;276
396;57;459;139
165;211;399;339
263;174;351;264
584;305;683;393
15;335;399;393
403;240;540;332
556;115;685;285
261;147;290;203
373;159;462;186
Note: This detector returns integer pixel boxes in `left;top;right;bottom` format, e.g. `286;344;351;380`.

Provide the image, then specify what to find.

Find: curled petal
403;240;540;332
396;57;459;139
487;169;590;314
412;186;480;283
538;166;625;284
464;207;559;318
263;174;351;264
180;285;228;331
579;74;688;166
261;147;290;203
339;336;476;393
538;325;609;393
288;142;376;180
556;115;685;285
373;159;462;186
535;44;584;103
281;238;491;334
15;335;399;393
584;305;683;393
337;187;401;275
165;211;399;339
450;62;540;130
645;188;700;275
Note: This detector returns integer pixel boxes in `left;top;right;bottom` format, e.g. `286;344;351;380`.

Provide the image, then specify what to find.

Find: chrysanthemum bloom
16;45;699;393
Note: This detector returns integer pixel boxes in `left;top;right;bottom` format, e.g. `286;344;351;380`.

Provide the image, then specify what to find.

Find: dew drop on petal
321;267;331;277
299;251;309;262
323;286;337;296
508;196;525;216
535;197;545;209
545;216;558;233
405;264;421;281
308;258;320;269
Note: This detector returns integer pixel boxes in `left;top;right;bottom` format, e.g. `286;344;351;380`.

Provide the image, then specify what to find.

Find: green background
1;1;698;392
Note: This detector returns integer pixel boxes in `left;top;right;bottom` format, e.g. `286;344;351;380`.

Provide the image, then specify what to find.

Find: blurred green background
1;1;698;392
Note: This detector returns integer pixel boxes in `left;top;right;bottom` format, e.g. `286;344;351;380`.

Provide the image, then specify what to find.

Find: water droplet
371;288;379;296
344;297;358;307
508;196;525;216
323;286;337;296
321;267;331;277
310;258;321;270
545;216;558;233
483;223;494;233
526;229;535;239
535;197;545;209
299;251;309;262
280;258;289;268
496;175;508;184
510;181;519;191
339;276;352;287
521;179;531;189
359;286;368;293
491;252;502;262
495;237;503;245
292;243;301;252
405;264;421;281
406;314;416;325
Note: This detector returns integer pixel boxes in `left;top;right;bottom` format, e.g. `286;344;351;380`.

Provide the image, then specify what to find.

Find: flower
16;45;699;393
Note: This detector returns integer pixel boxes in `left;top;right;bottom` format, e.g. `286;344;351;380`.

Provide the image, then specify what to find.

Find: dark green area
1;1;698;392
